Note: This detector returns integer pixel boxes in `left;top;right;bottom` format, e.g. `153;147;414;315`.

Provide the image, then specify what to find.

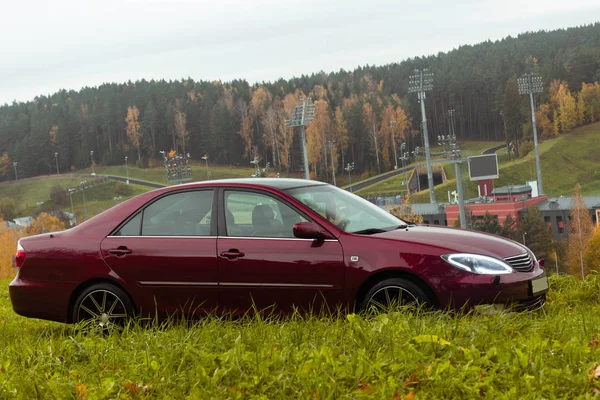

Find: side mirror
293;222;333;240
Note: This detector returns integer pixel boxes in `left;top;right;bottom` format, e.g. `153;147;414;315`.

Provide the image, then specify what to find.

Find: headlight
441;253;514;275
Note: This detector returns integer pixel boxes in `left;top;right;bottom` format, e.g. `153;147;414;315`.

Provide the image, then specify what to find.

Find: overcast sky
1;0;599;105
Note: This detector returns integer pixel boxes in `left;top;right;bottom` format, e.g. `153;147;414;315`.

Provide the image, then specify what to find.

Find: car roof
177;178;329;191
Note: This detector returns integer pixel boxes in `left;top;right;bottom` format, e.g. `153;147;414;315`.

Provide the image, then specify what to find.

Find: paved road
345;165;415;193
482;144;506;155
104;175;166;188
76;174;166;189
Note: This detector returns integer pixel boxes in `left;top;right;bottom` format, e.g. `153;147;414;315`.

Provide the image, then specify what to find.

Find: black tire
72;283;135;331
360;277;433;313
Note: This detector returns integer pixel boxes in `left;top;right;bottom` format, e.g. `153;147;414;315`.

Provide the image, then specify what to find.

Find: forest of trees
1;23;600;181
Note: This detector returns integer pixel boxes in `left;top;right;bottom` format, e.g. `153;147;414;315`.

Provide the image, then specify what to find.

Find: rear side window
116;213;142;236
114;190;213;236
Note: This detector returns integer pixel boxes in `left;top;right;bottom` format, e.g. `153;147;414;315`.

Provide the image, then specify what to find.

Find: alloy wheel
366;285;419;311
76;289;128;330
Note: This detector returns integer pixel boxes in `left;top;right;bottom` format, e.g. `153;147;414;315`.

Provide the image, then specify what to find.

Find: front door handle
109;246;132;257
220;249;245;260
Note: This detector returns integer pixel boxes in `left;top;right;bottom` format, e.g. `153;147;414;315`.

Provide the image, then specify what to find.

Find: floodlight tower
518;73;544;195
438;119;466;229
408;69;435;203
390;120;398;169
285;98;315;180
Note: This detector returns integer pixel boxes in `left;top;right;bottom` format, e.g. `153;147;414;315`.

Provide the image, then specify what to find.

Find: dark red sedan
9;178;548;328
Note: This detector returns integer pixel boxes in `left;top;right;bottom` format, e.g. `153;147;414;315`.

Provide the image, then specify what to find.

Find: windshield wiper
396;224;409;229
351;228;388;235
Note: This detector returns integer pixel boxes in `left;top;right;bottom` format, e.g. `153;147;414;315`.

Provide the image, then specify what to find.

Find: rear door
101;189;218;318
217;188;345;314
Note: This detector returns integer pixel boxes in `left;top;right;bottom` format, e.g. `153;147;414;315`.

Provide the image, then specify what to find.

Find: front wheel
361;277;433;313
72;283;134;331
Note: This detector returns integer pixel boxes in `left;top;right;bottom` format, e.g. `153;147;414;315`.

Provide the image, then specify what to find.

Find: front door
101;189;218;318
217;189;345;315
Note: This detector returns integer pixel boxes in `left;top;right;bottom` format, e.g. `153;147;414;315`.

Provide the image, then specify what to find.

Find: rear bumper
9;276;77;323
435;268;548;310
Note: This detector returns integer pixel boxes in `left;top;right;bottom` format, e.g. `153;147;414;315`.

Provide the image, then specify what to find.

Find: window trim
108;188;218;237
217;188;327;238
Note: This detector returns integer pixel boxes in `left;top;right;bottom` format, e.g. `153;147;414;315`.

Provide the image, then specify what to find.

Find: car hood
375;225;528;259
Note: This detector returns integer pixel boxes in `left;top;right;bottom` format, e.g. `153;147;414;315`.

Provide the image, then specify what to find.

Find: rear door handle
109;246;132;257
220;249;245;259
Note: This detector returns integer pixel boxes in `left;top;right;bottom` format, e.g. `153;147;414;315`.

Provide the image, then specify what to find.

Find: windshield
285;185;407;234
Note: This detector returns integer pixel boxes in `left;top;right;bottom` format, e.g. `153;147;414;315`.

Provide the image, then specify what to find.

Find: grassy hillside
355;140;504;197
2;274;600;398
0;176;151;220
358;123;600;201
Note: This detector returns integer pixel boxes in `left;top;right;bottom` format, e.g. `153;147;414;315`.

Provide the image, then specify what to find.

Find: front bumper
434;268;548;311
9;276;76;323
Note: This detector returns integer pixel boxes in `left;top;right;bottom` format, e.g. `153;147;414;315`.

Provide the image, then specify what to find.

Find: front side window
224;191;307;238
285;185;407;234
115;190;213;236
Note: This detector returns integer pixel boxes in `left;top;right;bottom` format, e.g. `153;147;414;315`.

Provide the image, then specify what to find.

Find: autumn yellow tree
567;184;594;279
583;227;600;274
0;152;11;179
580;82;600;122
576;91;586;126
0;222;22;279
388;197;423;224
26;212;65;235
125;105;142;162
537;104;557;138
49;124;58;146
362;102;381;173
305;99;332;179
551;81;577;133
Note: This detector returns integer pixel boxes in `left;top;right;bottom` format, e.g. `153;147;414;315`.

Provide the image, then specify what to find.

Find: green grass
2;274;600;398
0;176;85;211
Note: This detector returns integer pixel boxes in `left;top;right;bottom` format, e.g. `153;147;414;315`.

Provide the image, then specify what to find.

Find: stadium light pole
201;155;210;179
439;123;466;229
285;98;315;180
68;188;75;221
12;161;17;181
54;152;59;175
80;181;88;220
125;156;129;184
345;162;355;192
390;120;398;169
90;151;95;175
408;69;436;203
328;140;337;186
518;73;544;195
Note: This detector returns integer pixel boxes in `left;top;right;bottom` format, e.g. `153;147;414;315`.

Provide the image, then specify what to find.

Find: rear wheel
72;283;134;331
361;278;433;313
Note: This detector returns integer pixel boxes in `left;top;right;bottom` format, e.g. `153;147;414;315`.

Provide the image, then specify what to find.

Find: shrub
114;182;133;197
0;199;17;220
49;184;68;206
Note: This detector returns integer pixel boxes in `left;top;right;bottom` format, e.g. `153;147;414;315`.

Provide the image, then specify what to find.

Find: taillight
14;242;26;269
